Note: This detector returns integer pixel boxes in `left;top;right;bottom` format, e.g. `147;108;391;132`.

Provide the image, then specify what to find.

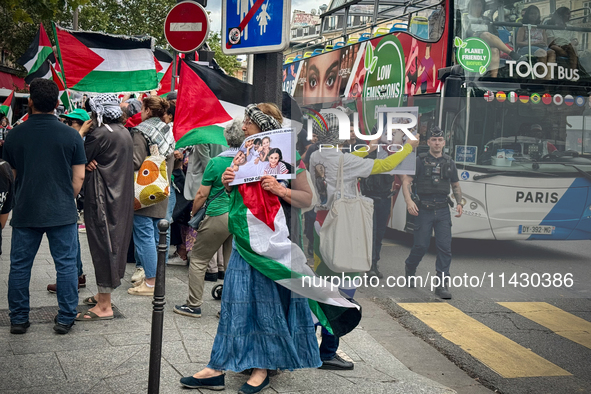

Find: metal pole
253;52;282;106
247;54;254;84
73;7;79;30
171;51;177;91
148;219;170;394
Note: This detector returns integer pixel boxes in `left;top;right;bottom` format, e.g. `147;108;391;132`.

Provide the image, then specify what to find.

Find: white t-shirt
309;149;374;211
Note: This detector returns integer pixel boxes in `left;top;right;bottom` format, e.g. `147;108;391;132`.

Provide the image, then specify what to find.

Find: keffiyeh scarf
132;117;176;157
245;104;281;132
89;94;123;127
312;112;341;145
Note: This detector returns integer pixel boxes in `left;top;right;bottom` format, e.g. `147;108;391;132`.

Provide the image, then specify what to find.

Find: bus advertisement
283;0;591;241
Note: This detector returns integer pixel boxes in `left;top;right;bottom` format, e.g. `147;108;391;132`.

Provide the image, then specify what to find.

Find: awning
0;71;26;90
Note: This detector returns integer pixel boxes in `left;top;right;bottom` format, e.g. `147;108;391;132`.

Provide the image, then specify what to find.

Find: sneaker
53;316;75;335
47;275;86;293
319;354;354;370
10;321;30;335
168;255;187;266
435;284;452;299
127;281;154;296
131;267;145;284
78;224;86;233
173;304;202;318
204;272;218;282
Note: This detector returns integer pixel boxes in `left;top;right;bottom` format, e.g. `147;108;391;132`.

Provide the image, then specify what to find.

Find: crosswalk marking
498;302;591;351
398;303;571;378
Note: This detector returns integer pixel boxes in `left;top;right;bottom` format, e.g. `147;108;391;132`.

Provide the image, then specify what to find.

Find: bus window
448;84;591;175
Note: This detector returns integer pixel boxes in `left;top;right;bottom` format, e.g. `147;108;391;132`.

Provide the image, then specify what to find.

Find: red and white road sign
164;1;210;53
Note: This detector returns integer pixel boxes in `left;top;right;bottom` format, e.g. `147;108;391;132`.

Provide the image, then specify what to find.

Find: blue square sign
455;145;478;164
222;0;291;55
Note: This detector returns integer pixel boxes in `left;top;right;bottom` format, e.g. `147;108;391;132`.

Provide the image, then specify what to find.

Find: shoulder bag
319;155;374;273
188;189;226;229
134;144;170;210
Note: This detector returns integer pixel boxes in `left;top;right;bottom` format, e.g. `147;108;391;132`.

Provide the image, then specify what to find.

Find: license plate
518;225;555;235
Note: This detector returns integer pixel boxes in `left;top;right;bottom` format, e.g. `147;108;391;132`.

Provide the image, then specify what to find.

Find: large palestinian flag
16;24;59;84
0;91;16;124
154;48;173;82
229;183;361;336
53;24;159;93
174;60;254;148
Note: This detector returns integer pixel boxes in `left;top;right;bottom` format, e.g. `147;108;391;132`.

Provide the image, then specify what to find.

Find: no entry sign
164;1;210;53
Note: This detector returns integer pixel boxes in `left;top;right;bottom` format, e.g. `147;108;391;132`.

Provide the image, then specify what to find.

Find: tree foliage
207;31;241;77
0;0;241;77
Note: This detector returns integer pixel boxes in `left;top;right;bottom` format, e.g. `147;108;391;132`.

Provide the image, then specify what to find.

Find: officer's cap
428;126;444;139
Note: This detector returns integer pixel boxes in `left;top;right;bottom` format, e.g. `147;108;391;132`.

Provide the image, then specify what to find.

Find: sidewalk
0;227;471;394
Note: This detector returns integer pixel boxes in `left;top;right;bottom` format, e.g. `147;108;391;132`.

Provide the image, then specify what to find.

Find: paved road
356;229;591;394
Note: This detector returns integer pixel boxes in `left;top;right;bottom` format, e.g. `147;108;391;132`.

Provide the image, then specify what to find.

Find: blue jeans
9;224;79;325
318;287;356;361
133;215;161;279
405;207;452;275
165;188;175;264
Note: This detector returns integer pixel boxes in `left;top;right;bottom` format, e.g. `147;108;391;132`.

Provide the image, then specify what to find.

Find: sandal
82;296;113;306
82;296;98;305
75;311;114;321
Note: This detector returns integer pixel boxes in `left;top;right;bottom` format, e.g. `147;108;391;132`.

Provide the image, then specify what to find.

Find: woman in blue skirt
180;103;321;394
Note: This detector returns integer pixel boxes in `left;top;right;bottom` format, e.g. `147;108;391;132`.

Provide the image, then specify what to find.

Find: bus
283;0;591;240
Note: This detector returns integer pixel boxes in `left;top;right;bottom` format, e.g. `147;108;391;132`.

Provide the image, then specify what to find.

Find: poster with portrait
229;128;296;186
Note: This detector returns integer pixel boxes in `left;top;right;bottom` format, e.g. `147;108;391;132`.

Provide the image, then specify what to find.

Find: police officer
401;126;463;299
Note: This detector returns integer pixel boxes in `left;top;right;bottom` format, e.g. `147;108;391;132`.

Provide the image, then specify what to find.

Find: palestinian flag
0;91;15;124
229;183;361;336
154;48;173;81
16;23;59;84
50;63;72;113
175;59;253;148
508;91;518;103
53;24;158;93
17;113;29;123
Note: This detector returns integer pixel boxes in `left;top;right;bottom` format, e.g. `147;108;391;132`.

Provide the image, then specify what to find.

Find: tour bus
283;0;591;240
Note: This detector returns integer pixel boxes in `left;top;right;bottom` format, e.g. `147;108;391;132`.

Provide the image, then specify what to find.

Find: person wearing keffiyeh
127;96;175;296
75;93;134;321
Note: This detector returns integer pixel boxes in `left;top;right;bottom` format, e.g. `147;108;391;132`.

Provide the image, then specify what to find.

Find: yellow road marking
498;302;591;350
399;303;571;378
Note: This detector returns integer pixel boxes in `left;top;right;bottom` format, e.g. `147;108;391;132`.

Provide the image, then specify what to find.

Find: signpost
221;0;291;55
164;1;210;53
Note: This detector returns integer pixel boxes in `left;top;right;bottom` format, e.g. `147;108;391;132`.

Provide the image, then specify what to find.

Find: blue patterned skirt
207;247;322;372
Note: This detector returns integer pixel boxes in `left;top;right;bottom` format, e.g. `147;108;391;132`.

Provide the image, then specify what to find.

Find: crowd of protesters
1;77;436;393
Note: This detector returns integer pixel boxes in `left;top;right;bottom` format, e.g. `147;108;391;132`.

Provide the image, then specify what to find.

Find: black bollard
148;219;170;394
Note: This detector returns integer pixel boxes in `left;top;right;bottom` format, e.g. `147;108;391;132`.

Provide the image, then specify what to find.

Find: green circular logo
362;35;406;133
455;37;491;74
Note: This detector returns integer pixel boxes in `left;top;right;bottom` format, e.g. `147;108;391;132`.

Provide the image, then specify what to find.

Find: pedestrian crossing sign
222;0;291;55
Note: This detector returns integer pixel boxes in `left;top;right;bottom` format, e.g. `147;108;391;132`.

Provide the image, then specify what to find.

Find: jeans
8;224;79;325
165;188;175;264
370;196;392;265
133;215;161;279
405;207;452;276
318;287;356;360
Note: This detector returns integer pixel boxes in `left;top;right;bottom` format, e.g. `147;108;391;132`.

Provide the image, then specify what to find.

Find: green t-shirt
201;156;233;216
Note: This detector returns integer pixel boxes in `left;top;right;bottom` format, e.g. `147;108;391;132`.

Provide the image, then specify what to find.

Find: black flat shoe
238;376;270;394
53;315;75;335
319;354;354;370
179;374;225;390
10;321;30;334
204;272;218;282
